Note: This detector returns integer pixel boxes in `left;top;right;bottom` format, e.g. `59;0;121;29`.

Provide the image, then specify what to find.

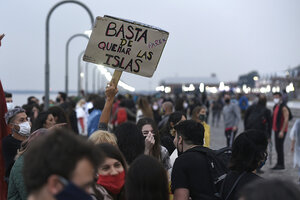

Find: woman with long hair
137;118;171;170
31;111;56;133
125;155;169;200
191;106;210;147
91;143;127;200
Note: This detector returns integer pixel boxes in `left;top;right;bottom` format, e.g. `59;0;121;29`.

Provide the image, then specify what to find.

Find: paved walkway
208;114;299;184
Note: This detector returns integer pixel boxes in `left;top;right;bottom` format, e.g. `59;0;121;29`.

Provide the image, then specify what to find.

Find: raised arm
98;83;118;130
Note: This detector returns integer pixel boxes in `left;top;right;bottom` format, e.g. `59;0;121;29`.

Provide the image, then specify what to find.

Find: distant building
238;71;259;88
159;76;220;94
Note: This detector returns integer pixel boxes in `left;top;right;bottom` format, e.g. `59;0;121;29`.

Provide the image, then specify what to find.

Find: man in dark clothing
244;94;272;137
171;120;215;200
272;92;290;170
2;108;31;181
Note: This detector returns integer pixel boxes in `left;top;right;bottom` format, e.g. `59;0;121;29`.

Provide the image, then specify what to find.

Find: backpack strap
220;172;246;200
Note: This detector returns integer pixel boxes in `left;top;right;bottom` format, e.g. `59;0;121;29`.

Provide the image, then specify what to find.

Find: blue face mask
55;177;93;200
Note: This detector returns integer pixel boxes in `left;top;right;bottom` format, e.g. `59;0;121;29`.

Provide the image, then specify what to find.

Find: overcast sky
1;0;300;92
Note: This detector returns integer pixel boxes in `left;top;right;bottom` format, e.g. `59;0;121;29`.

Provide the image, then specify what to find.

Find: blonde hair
89;130;118;146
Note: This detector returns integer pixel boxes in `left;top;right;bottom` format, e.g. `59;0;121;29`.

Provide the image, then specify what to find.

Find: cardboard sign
83;15;169;77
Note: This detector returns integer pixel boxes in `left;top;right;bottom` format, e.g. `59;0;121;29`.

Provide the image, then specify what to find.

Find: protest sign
83;15;169;85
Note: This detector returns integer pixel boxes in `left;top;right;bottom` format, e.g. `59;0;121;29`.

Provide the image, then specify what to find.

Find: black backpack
245;105;267;130
190;146;232;199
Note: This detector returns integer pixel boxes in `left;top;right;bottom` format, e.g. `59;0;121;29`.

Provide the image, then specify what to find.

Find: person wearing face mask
191;106;210;148
24;129;101;200
5;91;14;111
3;108;31;182
171;120;215;200
90;143;127;200
223;94;241;147
271;92;290;170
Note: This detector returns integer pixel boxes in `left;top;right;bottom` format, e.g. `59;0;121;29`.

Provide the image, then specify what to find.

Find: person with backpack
244;94;272;137
220;130;268;200
244;94;272;174
171;120;216;200
272;92;291;170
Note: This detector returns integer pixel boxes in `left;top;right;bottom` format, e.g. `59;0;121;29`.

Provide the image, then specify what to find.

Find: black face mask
225;99;230;104
55;177;92;200
199;114;206;122
56;97;61;103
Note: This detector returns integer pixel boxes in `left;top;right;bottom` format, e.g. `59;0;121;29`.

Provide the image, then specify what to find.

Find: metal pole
45;0;94;110
78;51;85;96
93;66;97;93
65;34;89;95
85;62;89;94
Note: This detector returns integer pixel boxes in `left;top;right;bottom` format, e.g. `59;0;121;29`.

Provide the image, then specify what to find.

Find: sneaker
271;165;285;170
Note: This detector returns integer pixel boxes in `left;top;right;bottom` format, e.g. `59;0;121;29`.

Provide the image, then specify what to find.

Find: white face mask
152;104;158;111
273;98;280;104
17;122;31;136
183;102;188;109
6;102;14;111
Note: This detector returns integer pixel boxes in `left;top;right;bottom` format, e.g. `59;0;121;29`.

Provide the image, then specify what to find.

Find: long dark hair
31;111;51;132
229;129;268;172
93;143;127;200
136;118;161;161
125;155;169;200
114;122;145;165
96;143;128;173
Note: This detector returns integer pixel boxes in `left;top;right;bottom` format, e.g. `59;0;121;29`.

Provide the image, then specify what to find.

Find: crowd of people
2;83;300;200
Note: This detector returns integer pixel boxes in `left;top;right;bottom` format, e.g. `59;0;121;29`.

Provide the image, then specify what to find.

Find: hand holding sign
83;16;169;86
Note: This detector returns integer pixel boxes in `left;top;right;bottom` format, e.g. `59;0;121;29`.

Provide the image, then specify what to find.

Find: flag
0;80;9;200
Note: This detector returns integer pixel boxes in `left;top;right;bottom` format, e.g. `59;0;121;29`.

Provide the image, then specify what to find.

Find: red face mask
97;171;125;194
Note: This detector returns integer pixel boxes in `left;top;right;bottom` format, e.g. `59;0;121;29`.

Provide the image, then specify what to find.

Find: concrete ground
208;113;299;184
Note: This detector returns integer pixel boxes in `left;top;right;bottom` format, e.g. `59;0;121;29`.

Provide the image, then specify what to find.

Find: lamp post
45;0;94;110
85;62;89;94
78;51;85;96
93;66;97;93
65;33;89;95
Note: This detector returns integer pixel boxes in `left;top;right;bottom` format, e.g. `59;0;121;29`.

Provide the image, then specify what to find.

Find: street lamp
65;33;89;95
45;0;94;110
78;51;85;96
92;66;97;93
84;62;89;94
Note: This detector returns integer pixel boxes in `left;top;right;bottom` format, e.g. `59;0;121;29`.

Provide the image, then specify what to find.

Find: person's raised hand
144;133;155;155
105;82;118;102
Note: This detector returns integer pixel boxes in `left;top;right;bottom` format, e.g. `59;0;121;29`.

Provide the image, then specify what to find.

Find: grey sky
1;0;300;92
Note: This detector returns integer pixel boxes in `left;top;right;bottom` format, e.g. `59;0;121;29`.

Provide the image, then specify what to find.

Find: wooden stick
110;70;123;87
